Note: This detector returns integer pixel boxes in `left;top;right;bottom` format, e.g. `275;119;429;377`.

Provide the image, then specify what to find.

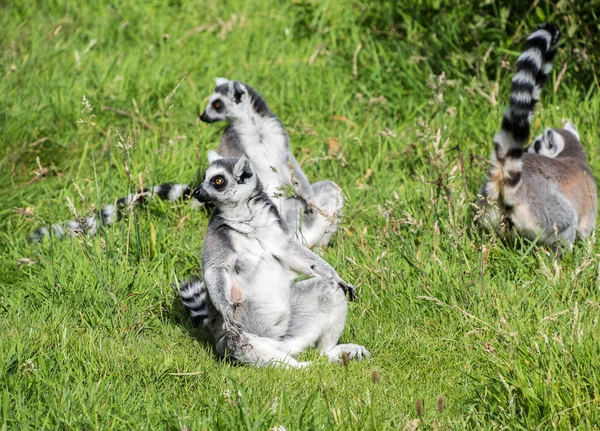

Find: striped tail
180;276;210;326
29;183;193;242
495;23;560;168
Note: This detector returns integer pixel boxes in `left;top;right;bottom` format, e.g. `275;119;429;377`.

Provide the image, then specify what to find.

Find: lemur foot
327;344;370;363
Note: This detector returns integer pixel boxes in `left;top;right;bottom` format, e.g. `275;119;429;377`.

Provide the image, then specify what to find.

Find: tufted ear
215;77;229;87
207;150;223;164
233;156;254;184
233;82;248;104
564;121;580;140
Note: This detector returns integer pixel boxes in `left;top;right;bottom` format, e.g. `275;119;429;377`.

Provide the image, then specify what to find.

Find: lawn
2;0;600;429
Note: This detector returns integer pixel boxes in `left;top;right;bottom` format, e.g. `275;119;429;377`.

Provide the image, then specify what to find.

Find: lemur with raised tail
180;152;369;368
478;23;597;254
199;78;343;248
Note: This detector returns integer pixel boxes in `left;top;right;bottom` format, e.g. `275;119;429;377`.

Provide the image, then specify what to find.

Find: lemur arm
203;228;242;333
204;264;243;333
286;240;358;301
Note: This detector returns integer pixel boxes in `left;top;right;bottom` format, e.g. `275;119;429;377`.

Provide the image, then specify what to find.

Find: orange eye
213;101;221;110
215;178;223;185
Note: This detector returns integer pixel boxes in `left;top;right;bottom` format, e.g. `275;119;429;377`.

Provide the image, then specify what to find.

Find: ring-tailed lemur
180;153;369;368
478;23;597;254
199;78;343;248
528;121;584;159
29;183;192;242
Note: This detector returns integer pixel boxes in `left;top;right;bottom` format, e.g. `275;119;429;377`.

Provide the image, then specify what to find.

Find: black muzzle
193;185;215;203
199;111;218;123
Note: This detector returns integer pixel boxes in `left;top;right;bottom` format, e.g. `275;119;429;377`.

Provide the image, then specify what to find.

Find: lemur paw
327;344;370;363
303;202;315;217
338;281;358;302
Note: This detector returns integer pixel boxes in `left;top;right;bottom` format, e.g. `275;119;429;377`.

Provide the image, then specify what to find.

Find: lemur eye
211;175;226;189
212;100;222;110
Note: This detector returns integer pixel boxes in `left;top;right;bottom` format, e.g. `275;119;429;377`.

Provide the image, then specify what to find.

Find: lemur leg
181;278;309;368
215;329;312;368
521;190;578;255
476;181;504;234
279;277;369;363
285;181;344;248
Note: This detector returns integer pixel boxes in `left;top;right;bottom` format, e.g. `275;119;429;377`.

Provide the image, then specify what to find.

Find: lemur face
527;122;579;158
193;152;256;205
528;128;564;158
199;78;251;123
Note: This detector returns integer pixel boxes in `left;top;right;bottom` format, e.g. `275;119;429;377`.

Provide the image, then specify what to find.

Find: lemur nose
193;185;214;203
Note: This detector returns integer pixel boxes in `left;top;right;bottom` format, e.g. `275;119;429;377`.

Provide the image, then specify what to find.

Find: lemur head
193;152;257;206
528;121;580;158
199;78;271;124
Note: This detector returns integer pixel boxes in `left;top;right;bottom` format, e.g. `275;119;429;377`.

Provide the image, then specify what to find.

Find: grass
2;0;600;429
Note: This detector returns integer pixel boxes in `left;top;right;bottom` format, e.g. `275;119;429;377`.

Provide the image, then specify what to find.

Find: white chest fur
233;116;293;199
227;218;295;338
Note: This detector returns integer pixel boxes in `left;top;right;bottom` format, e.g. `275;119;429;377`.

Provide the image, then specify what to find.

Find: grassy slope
1;1;600;429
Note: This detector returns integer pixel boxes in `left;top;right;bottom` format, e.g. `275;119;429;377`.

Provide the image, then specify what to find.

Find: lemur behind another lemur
528;121;586;160
478;23;597;253
199;78;343;248
180;153;369;368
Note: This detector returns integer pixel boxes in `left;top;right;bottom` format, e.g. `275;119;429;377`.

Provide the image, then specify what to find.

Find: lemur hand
338;280;358;302
303;200;315;216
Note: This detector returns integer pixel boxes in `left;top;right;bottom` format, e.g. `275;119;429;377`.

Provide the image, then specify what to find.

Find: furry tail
180;276;210;326
495;23;560;165
29;183;193;242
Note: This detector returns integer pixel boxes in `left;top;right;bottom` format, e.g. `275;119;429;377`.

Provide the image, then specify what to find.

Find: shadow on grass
168;289;214;346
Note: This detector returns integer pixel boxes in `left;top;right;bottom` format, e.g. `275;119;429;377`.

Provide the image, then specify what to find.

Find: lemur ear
215;77;229;87
564;121;580;140
207;150;223;164
545;128;555;143
233;156;253;184
233;82;247;104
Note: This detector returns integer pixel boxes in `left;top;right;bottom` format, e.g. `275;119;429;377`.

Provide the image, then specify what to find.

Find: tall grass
1;0;599;429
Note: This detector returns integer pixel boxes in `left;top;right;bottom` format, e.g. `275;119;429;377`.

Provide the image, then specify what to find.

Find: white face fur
527;121;580;158
195;152;257;206
199;78;252;123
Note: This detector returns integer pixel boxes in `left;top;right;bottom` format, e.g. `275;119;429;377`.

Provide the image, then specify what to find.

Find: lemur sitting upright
478;23;597;254
180;152;369;367
199;78;343;248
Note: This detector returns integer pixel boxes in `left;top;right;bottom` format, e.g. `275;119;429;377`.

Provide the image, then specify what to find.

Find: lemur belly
231;234;294;339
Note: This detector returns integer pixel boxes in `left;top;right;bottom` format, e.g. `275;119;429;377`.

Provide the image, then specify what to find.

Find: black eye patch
212;99;224;112
211;175;227;190
533;140;541;152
